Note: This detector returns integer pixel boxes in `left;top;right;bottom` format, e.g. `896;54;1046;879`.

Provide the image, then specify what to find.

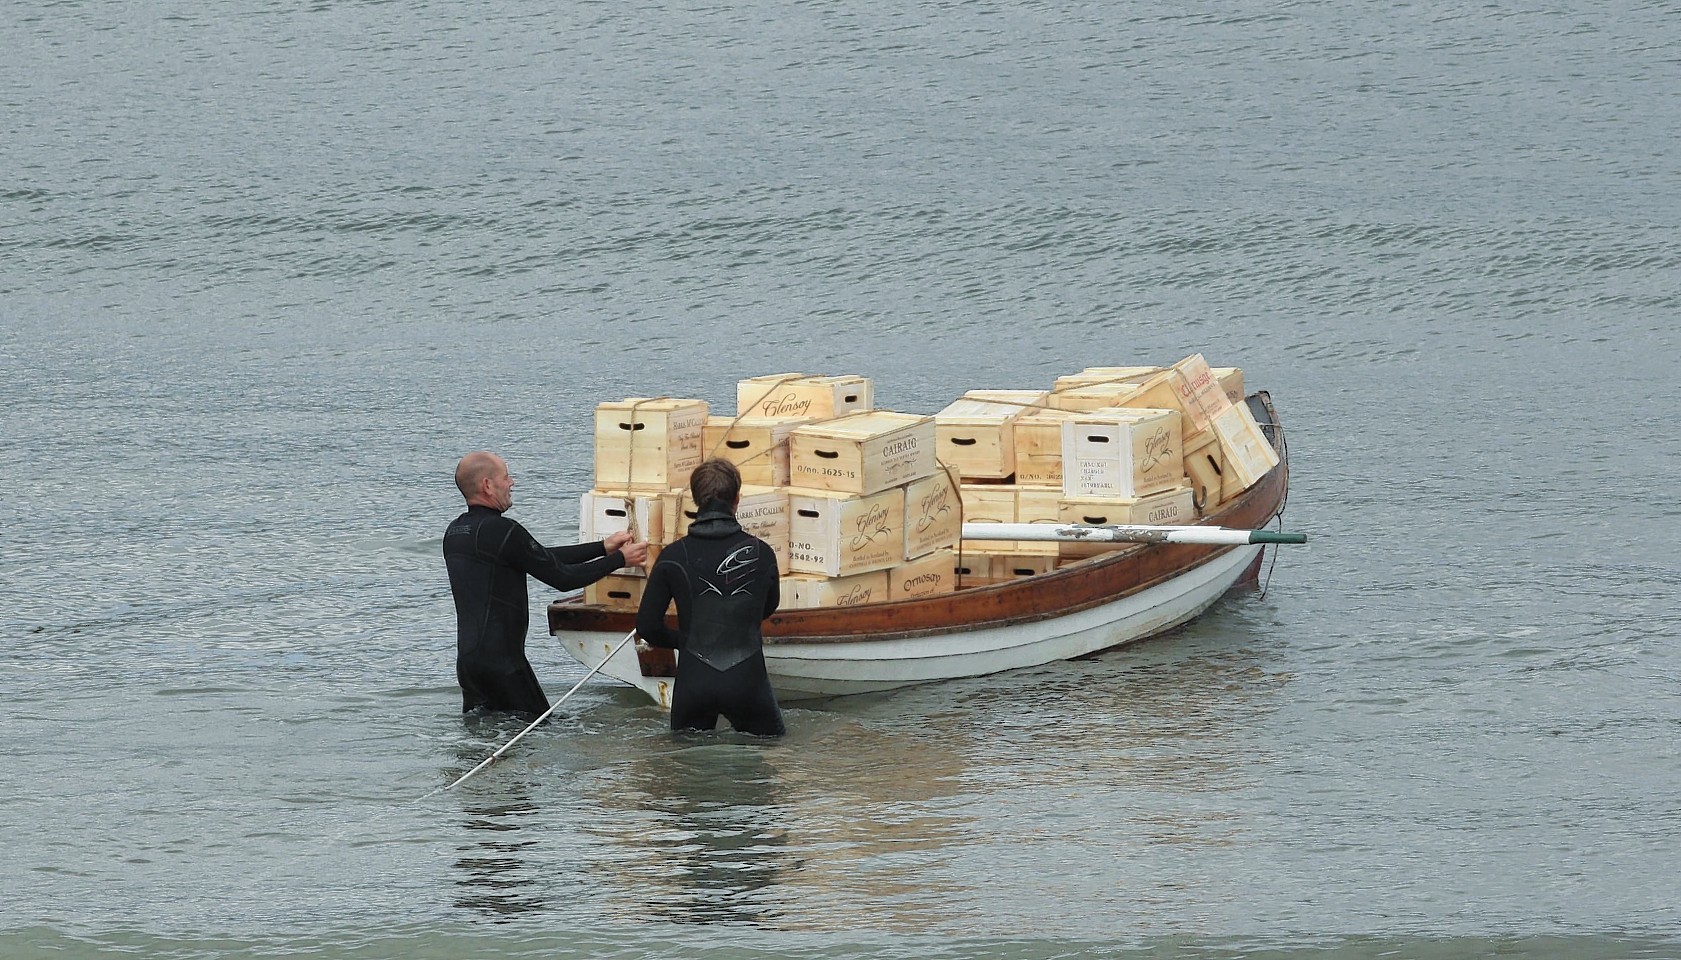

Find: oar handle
1250;531;1307;544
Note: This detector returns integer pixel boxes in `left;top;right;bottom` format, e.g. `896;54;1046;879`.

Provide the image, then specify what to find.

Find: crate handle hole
814;449;840;459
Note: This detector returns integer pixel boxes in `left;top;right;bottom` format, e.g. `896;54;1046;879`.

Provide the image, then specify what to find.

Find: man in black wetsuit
444;451;649;716
635;459;785;736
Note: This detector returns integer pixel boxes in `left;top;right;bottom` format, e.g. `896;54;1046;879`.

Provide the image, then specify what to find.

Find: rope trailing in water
432;629;638;796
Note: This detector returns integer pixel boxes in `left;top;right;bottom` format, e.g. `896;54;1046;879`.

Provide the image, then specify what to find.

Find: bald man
443;451;649;715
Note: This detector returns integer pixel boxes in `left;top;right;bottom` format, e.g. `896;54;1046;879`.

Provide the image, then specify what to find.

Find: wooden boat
548;392;1292;708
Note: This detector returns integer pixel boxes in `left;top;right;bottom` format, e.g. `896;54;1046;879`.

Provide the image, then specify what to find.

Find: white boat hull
554;543;1261;707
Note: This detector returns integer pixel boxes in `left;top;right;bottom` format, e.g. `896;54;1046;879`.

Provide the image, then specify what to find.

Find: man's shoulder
445;508;521;540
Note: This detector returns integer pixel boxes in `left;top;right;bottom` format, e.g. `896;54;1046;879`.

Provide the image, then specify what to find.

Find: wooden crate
585;574;645;611
887;548;957;601
579;489;669;544
702;415;809;486
788;411;937;496
952;553;995;580
1117;354;1232;436
593;398;709;492
1012;408;1079;487
934;397;1024;480
1056;486;1197;558
1212;366;1245;405
736;373;873;420
991;555;1057;579
1208;402;1280;491
578;489;668;575
902;470;962;560
1011;486;1064;557
781;570;890;609
667;484;791;575
958;483;1024;555
786;486;906;578
962;389;1050;413
1061;407;1184;498
1182;429;1226;513
1052;366;1162;392
1046;382;1143;412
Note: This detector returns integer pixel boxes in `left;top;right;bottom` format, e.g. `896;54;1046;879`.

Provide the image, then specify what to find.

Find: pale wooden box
1212;367;1245;405
934;397;1025;480
902;470;962;560
578;489;668;575
579;489;669;544
990;555;1057;579
1012;408;1079;487
1052;366;1162;392
782;570;890;609
703;415;809;486
668;484;791;575
1061;407;1184;499
1208;402;1279;491
1182;429;1227;513
585;573;646;611
953;552;996;581
962;389;1050;413
1056;485;1198;558
1011;486;1065;557
736;373;873;420
786;486;906;577
788;411;937;496
1046;382;1144;412
958;483;1037;555
887;547;957;601
1118;354;1232;436
593;398;709;492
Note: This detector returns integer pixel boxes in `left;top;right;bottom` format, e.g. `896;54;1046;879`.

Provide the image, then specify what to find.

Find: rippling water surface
4;1;1679;957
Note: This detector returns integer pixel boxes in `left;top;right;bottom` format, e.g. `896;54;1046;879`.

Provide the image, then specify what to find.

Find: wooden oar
440;629;637;793
962;522;1307;546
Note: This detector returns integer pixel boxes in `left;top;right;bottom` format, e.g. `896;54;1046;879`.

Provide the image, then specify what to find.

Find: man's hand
618;540;650;568
603;530;633;553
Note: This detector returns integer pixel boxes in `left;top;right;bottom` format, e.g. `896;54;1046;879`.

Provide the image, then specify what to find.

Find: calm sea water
5;0;1679;957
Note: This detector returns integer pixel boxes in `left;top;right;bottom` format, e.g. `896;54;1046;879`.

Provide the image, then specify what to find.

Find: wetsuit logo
717;545;758;578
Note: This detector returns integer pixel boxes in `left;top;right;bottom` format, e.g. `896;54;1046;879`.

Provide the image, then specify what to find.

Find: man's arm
509;525;624;593
636;556;681;649
761;541;780;619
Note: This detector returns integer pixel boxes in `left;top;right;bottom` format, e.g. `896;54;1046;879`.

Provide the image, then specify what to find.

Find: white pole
440;629;638;793
962;522;1307;546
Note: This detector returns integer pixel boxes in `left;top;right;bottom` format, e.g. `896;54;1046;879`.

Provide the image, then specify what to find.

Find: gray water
4;0;1679;956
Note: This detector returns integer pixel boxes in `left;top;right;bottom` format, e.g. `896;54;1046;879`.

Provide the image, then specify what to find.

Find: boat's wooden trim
549;392;1289;646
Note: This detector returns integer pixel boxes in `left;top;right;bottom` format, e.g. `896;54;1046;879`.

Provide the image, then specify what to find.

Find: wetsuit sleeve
760;538;780;619
636;554;681;649
506;522;623;592
547;540;610;564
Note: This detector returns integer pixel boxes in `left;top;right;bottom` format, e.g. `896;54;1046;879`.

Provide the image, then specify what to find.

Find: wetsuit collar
688;502;742;539
465;503;505;516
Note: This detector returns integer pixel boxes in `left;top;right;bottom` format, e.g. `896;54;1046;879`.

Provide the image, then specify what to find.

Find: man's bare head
455;451;513;510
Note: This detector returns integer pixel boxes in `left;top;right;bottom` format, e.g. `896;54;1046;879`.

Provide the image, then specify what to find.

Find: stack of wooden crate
578;357;1279;609
929;354;1277;575
582;374;963;611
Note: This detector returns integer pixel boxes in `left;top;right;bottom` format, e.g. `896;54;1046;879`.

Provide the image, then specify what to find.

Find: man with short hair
444;451;649;716
636;458;785;736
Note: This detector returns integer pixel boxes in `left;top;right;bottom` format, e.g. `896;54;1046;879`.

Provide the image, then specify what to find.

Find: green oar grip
1252;531;1307;544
